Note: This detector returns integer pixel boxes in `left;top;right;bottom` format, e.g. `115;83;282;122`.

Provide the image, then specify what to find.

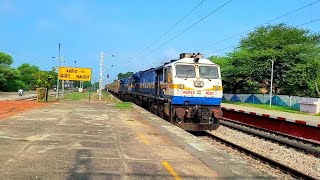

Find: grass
63;91;91;101
50;89;120;103
114;102;132;109
222;100;311;115
101;91;117;102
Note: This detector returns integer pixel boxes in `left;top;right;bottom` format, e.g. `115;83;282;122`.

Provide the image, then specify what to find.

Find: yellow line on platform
162;161;182;180
138;132;150;145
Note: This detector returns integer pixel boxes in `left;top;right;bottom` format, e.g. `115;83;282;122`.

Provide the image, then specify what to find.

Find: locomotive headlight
213;85;220;90
178;84;184;89
194;81;204;87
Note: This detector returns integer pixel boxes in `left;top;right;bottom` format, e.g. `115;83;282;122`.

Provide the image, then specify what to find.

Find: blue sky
1;0;319;83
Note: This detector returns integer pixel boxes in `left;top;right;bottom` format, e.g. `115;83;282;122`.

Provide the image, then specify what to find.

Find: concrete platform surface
0;91;37;101
0;101;270;179
222;103;320;127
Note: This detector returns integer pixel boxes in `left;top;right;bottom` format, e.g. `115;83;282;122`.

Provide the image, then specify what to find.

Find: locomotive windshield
199;66;219;79
176;65;195;78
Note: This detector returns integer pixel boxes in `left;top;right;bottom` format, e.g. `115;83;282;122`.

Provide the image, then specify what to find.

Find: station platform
0;100;270;179
222;103;320;128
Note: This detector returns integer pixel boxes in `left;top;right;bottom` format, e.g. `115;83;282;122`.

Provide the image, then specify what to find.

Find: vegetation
0;52;58;91
62;90;118;102
63;92;90;101
73;81;96;89
222;100;306;113
117;72;134;80
114;102;132;109
211;24;320;97
0;52;21;91
0;51;99;92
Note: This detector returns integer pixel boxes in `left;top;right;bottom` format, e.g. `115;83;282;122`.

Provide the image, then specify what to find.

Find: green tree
0;52;13;66
210;55;260;94
83;82;92;88
211;24;320;97
17;63;40;90
34;70;57;88
117;72;134;80
0;52;23;91
282;46;320;96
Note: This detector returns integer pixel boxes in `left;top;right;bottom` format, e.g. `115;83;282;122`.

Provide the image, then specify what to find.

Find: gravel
205;126;320;179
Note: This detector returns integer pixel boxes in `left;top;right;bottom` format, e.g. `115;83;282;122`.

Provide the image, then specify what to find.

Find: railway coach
108;53;223;131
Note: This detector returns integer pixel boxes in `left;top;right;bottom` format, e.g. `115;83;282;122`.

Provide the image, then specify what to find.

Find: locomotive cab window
175;65;195;78
199;66;219;79
164;68;172;83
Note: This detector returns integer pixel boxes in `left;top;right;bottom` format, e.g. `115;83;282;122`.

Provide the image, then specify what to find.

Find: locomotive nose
212;109;223;119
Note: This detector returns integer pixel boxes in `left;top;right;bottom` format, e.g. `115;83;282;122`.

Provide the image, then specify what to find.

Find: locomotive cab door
155;68;163;97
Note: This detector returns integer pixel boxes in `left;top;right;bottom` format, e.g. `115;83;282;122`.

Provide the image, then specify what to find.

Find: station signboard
58;67;92;81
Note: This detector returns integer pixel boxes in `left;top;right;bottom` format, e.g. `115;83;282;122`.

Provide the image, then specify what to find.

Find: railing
223;94;303;109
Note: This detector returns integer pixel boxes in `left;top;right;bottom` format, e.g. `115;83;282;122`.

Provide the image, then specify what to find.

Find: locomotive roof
163;58;218;67
135;57;218;75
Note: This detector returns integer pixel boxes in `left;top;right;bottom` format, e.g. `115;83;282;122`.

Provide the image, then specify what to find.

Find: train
107;53;223;131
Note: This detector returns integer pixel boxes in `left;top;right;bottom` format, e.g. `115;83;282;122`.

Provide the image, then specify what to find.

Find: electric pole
99;52;103;100
56;43;61;98
269;59;274;107
61;56;65;97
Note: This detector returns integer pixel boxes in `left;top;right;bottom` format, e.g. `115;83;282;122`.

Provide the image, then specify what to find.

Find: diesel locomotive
107;53;223;131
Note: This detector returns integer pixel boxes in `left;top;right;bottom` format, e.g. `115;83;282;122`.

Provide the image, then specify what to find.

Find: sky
0;0;319;83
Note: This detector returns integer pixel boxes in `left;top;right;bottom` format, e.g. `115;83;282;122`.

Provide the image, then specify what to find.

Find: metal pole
106;75;109;93
73;61;76;88
99;52;103;100
56;43;61;98
61;58;65;97
269;60;274;107
89;79;91;102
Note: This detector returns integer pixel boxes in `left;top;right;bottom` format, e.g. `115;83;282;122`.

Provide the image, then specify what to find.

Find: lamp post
269;59;274;107
61;56;66;97
99;53;114;100
54;43;62;98
99;52;104;100
104;65;113;93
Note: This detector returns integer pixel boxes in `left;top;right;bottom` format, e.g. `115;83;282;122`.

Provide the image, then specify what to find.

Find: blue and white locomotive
107;53;223;131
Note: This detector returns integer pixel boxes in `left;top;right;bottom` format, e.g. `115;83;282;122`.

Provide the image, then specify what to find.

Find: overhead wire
198;0;320;52
110;0;320;76
111;0;206;70
133;0;233;65
205;18;320;57
134;0;205;59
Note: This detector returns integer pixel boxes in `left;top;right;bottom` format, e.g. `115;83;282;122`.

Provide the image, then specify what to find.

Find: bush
2;80;29;92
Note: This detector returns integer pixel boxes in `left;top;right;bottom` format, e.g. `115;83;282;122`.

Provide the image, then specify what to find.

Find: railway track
110;93;318;179
204;131;316;180
220;118;320;157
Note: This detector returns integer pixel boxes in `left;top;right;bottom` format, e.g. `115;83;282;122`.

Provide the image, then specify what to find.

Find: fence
222;94;302;109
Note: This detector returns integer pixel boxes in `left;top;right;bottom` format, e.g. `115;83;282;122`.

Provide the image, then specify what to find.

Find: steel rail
220;118;320;157
221;118;320;146
205;131;316;180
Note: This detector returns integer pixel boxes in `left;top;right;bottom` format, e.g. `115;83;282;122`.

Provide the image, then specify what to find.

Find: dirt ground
0;100;47;119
